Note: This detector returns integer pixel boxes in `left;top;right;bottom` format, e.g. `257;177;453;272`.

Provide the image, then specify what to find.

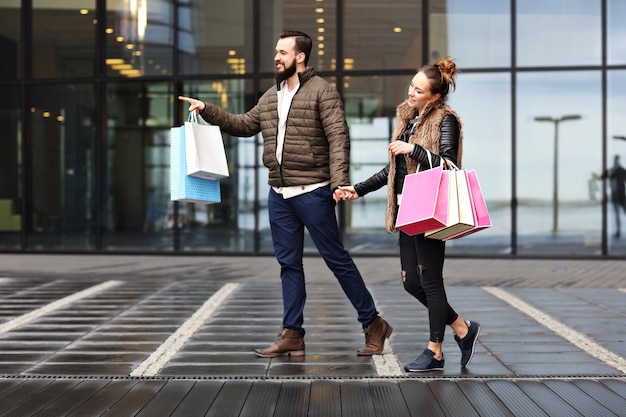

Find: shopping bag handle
443;158;460;171
416;149;433;172
421;149;459;171
415;149;459;172
187;111;209;125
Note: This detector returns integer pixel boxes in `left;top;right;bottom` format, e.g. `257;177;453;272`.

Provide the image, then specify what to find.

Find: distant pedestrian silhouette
608;155;626;238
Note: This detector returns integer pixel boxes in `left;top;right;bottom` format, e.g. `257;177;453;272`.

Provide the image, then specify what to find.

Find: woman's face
407;72;439;113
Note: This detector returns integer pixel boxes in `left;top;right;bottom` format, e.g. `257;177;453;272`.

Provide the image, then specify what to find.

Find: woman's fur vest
384;99;463;233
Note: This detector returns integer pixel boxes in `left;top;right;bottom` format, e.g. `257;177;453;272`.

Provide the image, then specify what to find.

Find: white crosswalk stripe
372;340;404;376
0;280;122;334
131;282;240;377
484;286;626;374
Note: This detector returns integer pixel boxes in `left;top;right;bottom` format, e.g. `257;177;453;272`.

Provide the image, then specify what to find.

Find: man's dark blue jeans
268;185;378;335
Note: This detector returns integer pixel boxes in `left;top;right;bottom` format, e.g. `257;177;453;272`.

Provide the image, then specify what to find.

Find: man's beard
275;59;297;83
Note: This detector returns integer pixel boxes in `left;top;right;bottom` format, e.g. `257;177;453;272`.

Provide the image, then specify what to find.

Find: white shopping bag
185;112;229;180
170;122;221;204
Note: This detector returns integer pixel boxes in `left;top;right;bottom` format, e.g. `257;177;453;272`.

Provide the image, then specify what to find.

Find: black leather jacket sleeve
353;164;389;197
409;114;460;167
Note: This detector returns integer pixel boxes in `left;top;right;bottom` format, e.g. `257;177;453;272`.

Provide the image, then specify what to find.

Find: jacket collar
276;67;316;91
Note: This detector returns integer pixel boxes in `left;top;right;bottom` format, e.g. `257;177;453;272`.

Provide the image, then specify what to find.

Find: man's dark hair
279;31;313;66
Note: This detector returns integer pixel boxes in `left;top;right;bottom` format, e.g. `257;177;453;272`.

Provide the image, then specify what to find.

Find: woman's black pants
398;230;459;343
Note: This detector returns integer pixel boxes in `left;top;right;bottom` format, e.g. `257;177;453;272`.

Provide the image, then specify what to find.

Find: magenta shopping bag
395;167;450;236
446;169;492;239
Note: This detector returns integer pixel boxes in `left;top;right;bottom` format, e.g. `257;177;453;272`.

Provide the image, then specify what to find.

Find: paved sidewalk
2;254;626;287
0;254;624;416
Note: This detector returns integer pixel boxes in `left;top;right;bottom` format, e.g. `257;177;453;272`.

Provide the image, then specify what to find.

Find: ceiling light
119;69;142;76
111;64;133;70
393;27;402;33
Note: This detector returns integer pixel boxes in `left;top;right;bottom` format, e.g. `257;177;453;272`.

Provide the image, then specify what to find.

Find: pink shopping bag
446;169;492;239
395;167;450;236
425;169;475;240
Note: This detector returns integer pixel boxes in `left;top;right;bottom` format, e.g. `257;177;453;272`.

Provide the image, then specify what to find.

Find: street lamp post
534;114;582;233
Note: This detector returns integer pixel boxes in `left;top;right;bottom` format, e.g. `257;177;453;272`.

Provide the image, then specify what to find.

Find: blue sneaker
454;320;480;367
405;349;444;372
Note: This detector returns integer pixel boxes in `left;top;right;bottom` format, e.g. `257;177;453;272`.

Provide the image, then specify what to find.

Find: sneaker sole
462;323;481;367
404;366;444;373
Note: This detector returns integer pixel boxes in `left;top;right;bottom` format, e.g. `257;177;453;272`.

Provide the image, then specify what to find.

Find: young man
179;31;391;357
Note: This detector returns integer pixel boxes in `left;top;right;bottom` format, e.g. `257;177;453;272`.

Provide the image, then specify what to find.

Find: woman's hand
334;186;359;202
178;96;205;114
388;141;414;156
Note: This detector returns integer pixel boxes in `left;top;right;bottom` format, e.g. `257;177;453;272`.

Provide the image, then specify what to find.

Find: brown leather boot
254;329;305;358
357;316;393;356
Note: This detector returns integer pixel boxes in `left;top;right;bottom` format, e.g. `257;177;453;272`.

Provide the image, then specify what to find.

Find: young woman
337;58;480;372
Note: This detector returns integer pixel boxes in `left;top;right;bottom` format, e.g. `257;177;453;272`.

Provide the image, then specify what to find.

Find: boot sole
254;349;305;358
356;324;394;356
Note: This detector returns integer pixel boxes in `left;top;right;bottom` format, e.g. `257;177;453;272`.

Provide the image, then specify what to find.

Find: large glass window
517;71;602;256
446;72;511;255
259;0;337;74
608;0;626;65
26;83;97;250
103;82;172;251
0;0;20;80
3;0;626;257
179;79;260;253
344;0;420;71
430;0;510;68
0;85;21;249
178;0;251;76
343;74;421;254
517;0;601;67
343;72;512;255
105;0;173;78
32;0;96;79
607;70;626;254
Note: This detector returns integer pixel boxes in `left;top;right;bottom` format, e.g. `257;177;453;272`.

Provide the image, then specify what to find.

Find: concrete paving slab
0;254;624;415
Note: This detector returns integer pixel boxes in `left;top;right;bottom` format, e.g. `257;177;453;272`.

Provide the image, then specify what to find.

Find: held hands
178;96;205;114
333;186;359;203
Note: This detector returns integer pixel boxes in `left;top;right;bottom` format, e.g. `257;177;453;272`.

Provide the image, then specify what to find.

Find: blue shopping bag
170;123;221;204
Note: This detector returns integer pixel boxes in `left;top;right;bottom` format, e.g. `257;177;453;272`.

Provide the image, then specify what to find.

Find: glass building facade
1;0;625;258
